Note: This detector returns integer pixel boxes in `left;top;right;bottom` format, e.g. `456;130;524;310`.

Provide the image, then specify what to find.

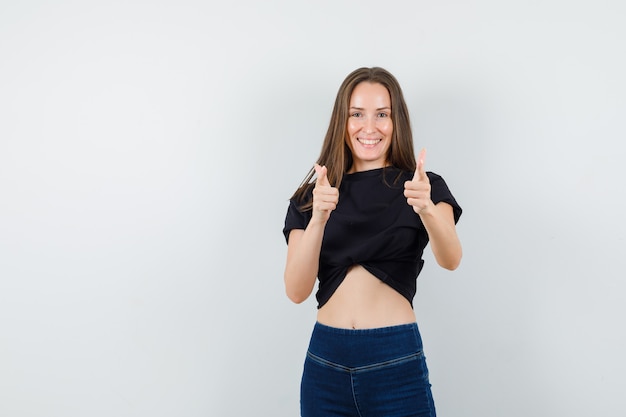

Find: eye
351;112;362;118
378;112;389;118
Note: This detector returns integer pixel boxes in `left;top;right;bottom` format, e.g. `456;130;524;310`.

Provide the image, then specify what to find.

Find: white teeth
359;138;381;145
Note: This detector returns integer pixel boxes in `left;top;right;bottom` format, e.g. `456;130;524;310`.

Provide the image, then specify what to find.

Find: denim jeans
301;322;436;417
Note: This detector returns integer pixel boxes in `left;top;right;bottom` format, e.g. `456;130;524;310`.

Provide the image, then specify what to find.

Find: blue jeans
301;322;436;417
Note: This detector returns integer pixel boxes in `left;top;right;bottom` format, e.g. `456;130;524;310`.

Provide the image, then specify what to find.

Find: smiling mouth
358;138;382;146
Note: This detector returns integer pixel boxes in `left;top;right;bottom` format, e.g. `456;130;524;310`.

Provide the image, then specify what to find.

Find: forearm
284;221;326;303
285;165;338;303
419;203;462;270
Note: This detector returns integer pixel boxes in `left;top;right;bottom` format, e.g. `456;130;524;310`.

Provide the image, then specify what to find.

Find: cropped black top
283;166;462;309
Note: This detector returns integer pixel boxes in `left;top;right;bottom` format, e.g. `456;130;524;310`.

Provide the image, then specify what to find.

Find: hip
306;321;424;369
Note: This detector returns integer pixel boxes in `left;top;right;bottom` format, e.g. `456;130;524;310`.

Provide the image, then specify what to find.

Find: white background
1;1;625;416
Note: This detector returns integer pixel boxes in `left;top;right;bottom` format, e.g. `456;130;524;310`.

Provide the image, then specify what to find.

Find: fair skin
284;82;462;329
345;82;393;173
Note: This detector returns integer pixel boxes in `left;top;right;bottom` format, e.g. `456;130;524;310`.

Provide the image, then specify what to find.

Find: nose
363;116;376;134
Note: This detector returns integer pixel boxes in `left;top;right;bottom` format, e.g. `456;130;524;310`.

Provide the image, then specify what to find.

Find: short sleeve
282;199;312;243
427;172;462;224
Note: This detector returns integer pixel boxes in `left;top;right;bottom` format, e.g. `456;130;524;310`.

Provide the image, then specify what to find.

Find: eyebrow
349;106;391;111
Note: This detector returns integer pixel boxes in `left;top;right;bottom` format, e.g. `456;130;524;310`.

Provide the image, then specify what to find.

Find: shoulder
426;172;452;191
426;171;443;182
425;171;462;223
290;182;315;209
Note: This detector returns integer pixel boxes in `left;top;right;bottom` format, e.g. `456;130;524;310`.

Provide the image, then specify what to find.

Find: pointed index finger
314;164;330;186
413;148;427;181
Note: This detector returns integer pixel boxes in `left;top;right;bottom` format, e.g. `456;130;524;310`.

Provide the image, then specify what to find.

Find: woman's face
345;82;393;173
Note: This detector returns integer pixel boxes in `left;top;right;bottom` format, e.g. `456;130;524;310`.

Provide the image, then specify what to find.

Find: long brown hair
291;67;416;207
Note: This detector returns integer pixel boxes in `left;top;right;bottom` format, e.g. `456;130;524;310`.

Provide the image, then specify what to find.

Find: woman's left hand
404;148;434;215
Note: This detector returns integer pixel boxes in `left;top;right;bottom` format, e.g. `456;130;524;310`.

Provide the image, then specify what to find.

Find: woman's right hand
312;164;339;224
284;164;338;303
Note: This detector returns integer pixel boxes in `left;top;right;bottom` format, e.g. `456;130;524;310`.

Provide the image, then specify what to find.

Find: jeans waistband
307;321;424;369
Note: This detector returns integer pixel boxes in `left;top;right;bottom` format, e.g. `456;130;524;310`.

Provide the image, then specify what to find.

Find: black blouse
283;166;462;309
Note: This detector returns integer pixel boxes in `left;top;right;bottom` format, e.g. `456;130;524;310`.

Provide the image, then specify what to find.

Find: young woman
283;67;462;417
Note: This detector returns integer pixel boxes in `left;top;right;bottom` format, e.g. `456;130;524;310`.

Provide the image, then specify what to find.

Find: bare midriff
316;265;416;330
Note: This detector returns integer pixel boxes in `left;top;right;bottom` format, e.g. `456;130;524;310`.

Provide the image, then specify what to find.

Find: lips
357;138;382;146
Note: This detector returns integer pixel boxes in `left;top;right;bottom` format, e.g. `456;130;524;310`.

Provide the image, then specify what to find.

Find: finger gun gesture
404;149;434;215
312;164;339;223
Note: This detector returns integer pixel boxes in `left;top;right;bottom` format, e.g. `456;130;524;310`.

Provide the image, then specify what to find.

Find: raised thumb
314;164;330;186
